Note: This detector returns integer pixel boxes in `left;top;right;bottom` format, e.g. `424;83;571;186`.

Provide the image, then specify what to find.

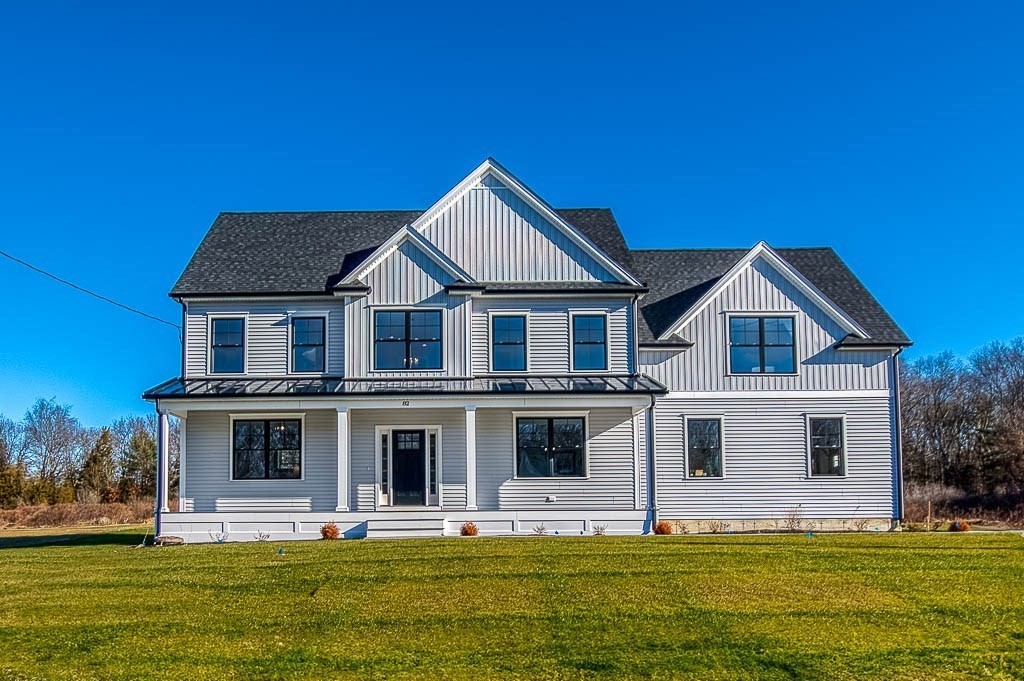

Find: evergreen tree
79;428;116;501
120;428;157;498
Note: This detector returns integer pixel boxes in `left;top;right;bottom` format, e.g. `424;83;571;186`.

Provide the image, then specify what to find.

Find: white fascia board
410;158;642;287
340;225;476;285
659;241;869;340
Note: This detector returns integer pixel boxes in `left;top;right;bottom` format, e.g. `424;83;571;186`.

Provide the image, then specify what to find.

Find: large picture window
729;316;796;374
374;310;442;370
686;418;723;478
232;419;301;480
211;317;245;374
572;314;607;371
491;315;527;372
291;317;325;373
516;417;585;478
809;417;845;476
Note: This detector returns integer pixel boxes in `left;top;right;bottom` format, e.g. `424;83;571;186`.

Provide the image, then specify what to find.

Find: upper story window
686;418;723;478
808;416;845;476
516;416;586;478
211;317;245;374
729;316;796;374
291;317;325;373
232;419;301;480
374;310;442;370
572;314;607;371
491;315;527;372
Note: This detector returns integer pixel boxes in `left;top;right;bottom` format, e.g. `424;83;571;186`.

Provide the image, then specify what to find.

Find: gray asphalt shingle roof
171;210;909;347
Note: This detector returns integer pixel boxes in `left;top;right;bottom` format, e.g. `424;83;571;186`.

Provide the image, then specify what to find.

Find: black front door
392;430;426;506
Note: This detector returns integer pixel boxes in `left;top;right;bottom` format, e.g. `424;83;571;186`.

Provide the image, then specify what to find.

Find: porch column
336;407;350;512
178;414;187;512
156;407;170;516
465;405;478;510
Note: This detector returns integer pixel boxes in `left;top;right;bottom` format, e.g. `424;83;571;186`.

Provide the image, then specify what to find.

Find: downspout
646;393;657;531
890;348;905;529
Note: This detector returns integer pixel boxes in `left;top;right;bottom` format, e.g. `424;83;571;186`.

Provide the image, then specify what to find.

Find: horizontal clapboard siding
345;242;470;377
654;394;896;518
419;174;617;282
639;257;891;392
349;408;467;511
185;301;344;378
183;410;338;513
471;299;632;374
476;407;636;510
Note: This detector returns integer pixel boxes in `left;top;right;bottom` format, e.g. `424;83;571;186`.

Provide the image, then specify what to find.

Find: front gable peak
339;225;475;288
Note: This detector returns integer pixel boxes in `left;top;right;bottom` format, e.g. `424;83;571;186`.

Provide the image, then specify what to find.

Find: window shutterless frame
372;308;443;371
489;311;529;372
289;313;328;374
208;314;247;375
805;414;847;478
227;413;305;482
569;311;610;373
512;411;589;479
725;312;798;375
684;415;725;479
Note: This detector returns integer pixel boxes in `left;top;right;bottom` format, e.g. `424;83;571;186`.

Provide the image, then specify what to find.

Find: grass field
1;529;1022;680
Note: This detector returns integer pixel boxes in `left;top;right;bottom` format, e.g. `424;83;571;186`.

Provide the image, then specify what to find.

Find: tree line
0;398;179;508
901;337;1024;497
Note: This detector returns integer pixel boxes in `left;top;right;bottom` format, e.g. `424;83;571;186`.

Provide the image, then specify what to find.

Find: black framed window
729;316;796;374
374;310;442;370
516;417;585;477
492;315;527;371
687;418;722;478
572;314;607;371
232;419;301;480
809;417;845;476
211;318;245;374
291;317;325;373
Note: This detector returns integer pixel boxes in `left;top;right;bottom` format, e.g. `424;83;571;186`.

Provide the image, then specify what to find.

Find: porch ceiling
143;375;666;400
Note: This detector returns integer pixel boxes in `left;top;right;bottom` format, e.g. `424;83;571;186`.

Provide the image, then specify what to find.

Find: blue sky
1;2;1021;426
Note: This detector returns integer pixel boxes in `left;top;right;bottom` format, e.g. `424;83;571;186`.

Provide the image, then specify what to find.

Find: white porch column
465;405;478;511
632;407;643;511
157;408;170;514
336;407;350;512
177;414;187;512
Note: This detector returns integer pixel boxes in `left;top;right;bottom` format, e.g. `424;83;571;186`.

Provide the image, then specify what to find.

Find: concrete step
365;517;445;539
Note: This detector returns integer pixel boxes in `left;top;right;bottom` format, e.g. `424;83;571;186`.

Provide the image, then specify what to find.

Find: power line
0;248;181;333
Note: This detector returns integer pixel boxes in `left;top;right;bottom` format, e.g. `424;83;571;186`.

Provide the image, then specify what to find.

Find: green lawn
1;530;1022;680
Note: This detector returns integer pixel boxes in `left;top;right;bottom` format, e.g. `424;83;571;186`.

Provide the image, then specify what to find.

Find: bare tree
22;398;84;486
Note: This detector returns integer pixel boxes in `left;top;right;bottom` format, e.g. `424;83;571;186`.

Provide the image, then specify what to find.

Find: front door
392;430;426;506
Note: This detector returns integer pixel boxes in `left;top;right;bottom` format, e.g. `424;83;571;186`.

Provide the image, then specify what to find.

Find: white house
144;159;911;541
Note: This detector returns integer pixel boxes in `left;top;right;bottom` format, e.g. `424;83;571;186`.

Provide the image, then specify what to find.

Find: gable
416;165;632;283
363;240;456;305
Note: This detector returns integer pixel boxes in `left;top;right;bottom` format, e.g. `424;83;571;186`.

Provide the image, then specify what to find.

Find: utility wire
0;248;181;332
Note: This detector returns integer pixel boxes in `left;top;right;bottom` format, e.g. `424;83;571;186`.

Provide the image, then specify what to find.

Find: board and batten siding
639;257;892;392
471;298;633;374
182;410;338;513
344;240;471;378
349;408;468;511
475;407;637;510
184;301;344;378
653;394;896;519
418;174;618;282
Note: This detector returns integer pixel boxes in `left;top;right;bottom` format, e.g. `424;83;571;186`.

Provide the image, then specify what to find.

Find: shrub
592;524;608;536
320;521;340;540
949;519;971;532
653;520;673;535
532;523;548;536
460;521;478;536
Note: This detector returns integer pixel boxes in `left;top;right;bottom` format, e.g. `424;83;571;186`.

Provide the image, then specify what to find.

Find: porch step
365;517;445;539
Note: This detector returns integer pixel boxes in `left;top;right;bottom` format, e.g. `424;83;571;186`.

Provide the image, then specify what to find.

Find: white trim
724;312;800;377
369;306;447;373
341;225;475;285
465;405;477;510
511;410;591;480
336;408;349;512
161;394;653;412
568;310;611;374
374;424;444;508
631;409;641;510
487;310;531;373
409;159;642;286
683;414;726;480
206;313;248;376
287;311;331;375
178;414;187;512
662;389;890;400
227;413;306;482
805;413;848;479
660;241;869;341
